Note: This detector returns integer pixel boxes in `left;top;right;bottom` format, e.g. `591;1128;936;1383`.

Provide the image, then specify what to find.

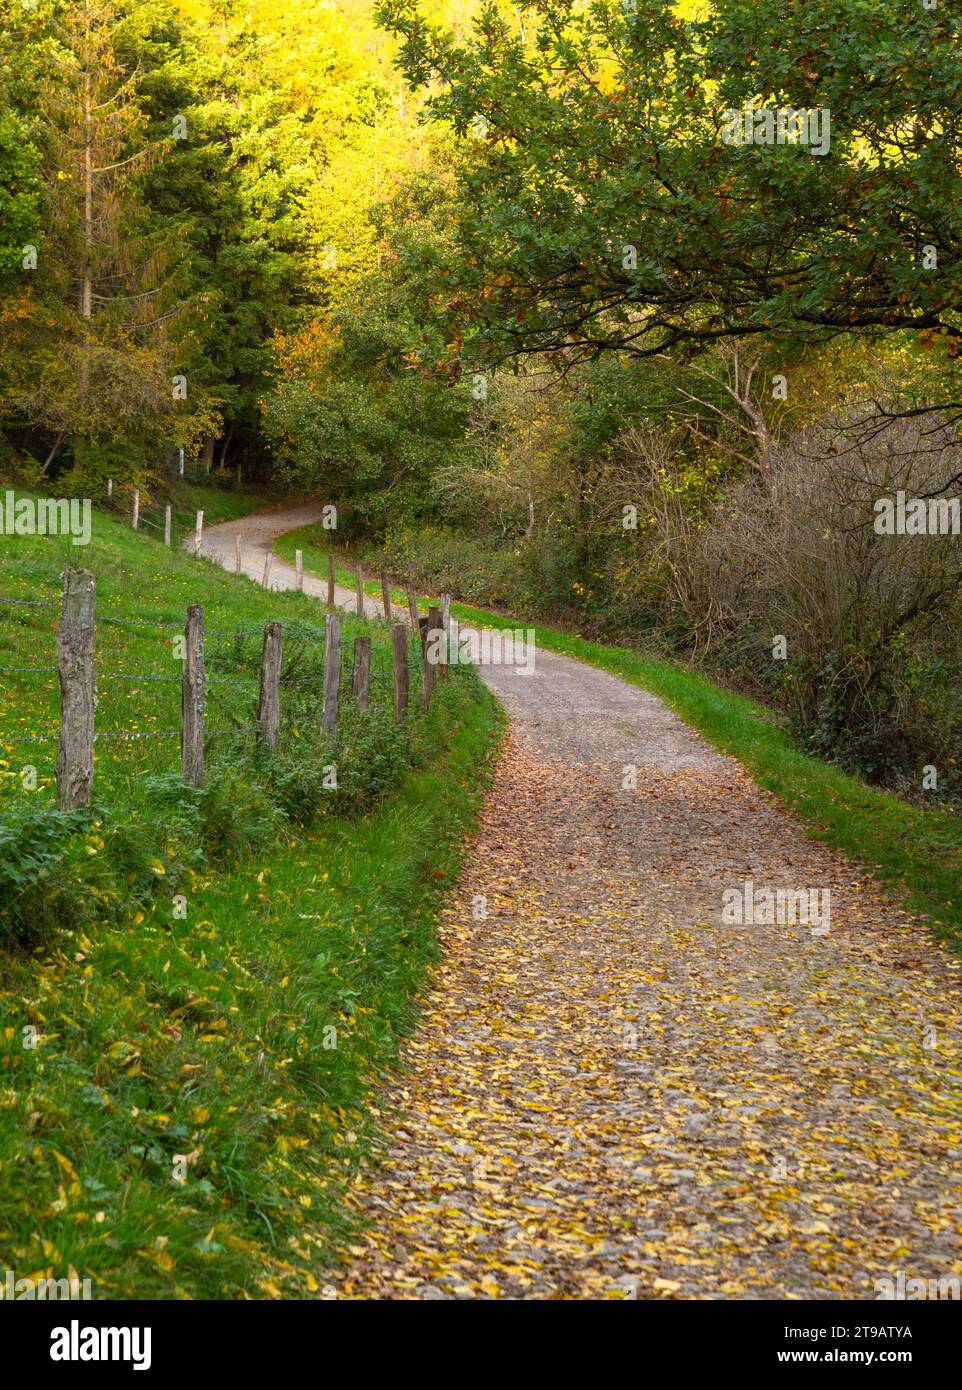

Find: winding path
202;504;962;1300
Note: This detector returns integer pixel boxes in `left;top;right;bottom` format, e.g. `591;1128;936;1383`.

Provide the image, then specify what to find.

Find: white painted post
107;478;113;498
132;489;139;530
164;505;172;547
179;447;185;476
295;549;303;591
194;510;204;555
235;533;242;575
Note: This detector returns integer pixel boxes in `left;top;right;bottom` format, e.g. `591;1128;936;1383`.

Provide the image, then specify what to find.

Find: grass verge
0;500;503;1297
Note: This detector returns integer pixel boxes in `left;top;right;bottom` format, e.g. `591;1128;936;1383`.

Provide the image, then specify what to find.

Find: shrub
0;804;97;947
694;414;962;790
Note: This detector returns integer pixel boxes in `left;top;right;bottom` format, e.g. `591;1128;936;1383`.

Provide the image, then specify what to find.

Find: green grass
0;498;502;1297
104;472;275;549
279;523;962;954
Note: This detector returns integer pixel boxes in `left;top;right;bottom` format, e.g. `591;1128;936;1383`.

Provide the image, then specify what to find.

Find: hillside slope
0;496;500;1297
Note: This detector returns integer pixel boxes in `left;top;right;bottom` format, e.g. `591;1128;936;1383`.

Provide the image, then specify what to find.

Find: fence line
1;568;446;807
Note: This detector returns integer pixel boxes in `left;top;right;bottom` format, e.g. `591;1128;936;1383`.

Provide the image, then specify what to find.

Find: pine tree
7;0;206;474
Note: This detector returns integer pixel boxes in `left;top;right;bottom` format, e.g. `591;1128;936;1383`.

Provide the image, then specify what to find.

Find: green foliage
0;491;501;1297
0;803;94;947
265;309;471;534
0;106;39;283
381;0;962;379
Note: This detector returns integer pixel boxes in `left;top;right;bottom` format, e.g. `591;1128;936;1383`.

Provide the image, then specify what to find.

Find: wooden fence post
321;612;341;735
261;552;272;589
235;533;242;574
257;621;282;752
406;584;420;632
380;568;391;620
132;489;139;530
164;505;172;547
107;477;113;498
56;567;95;809
438;608;449;681
181;604;205;787
327;554;335;610
391;624;409;720
355;564;364;616
439;594;451;681
422;604;441;708
295;549;303;591
352;636;371;712
194;509;204;555
179;447;185;476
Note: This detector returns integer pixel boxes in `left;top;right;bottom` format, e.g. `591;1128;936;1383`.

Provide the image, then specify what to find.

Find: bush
376;526;529;611
0;804;100;947
143;765;287;861
694;414;962;791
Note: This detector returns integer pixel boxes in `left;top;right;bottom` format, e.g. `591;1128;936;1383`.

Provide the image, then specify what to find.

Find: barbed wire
1;575;423;756
0;727;259;744
0;663;388;687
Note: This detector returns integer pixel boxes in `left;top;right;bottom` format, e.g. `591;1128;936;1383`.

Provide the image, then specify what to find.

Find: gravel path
197;501;396;621
203;506;962;1301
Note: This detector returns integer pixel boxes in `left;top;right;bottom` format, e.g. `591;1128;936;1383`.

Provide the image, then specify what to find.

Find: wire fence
0;574;443;807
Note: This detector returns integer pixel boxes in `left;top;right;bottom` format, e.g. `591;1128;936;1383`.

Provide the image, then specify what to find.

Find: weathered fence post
235;533;242;575
295;549;303;591
132;489;139;530
352;635;371;712
181;604;205;787
438;616;449;682
422;604;442;708
380;568;391;620
322;613;341;734
327;554;335;610
261;552;272;589
439;594;451;681
391;624;409;720
355;564;364;616
107;477;113;498
56;567;95;809
164;505;172;547
257;621;282;752
406;583;419;632
194;510;204;555
179;447;185;476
